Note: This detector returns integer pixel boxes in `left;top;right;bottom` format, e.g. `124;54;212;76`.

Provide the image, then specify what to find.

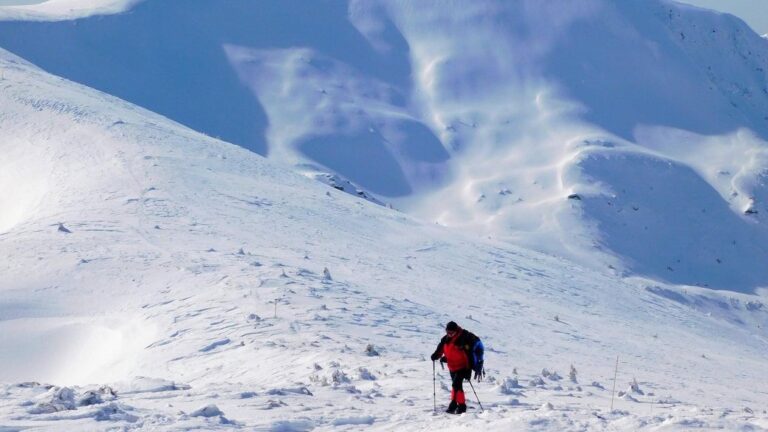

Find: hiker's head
445;321;459;336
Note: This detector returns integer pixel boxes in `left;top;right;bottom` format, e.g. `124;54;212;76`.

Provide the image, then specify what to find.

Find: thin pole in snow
468;379;484;412
432;361;437;414
610;355;619;411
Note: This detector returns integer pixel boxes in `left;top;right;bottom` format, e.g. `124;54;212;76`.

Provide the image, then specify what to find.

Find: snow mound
189;404;223;418
116;377;190;395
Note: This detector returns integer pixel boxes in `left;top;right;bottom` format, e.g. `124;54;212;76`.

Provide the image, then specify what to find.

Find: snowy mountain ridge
1;0;768;291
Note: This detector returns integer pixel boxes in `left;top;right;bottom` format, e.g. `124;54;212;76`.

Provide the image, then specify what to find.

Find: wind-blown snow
0;0;140;21
1;40;768;430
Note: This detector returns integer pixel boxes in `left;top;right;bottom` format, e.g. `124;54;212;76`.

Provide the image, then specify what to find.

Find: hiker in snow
430;321;484;414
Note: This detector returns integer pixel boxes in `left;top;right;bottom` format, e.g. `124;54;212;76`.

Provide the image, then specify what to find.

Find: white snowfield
0;0;768;431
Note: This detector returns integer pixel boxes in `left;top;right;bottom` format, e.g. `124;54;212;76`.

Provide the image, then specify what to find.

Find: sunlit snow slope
2;0;768;291
1;41;768;430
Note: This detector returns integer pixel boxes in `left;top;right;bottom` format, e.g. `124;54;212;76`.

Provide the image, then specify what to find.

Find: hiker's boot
446;400;458;414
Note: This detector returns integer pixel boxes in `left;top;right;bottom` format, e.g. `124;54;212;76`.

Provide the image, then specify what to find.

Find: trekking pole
432;361;437;413
468;379;484;412
610;355;619;411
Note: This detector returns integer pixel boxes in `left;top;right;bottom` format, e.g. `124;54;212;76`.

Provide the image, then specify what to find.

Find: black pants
449;369;472;402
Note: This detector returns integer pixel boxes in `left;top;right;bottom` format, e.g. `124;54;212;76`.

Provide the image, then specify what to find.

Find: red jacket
441;333;469;371
431;327;479;372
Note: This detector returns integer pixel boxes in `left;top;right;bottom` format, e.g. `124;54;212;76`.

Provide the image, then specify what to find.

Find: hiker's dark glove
430;352;440;361
474;361;484;381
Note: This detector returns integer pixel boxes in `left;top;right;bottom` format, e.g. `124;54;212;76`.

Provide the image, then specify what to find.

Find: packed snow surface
1;0;768;431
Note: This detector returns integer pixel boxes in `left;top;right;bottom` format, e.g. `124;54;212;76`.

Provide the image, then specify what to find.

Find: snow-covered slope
0;0;138;21
1;43;768;430
2;0;768;291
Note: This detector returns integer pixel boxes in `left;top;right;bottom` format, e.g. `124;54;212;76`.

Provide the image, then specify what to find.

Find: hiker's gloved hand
430;352;441;361
474;362;484;381
474;369;484;381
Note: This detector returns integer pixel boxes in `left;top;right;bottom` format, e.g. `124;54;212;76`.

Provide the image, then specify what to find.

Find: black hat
446;321;459;331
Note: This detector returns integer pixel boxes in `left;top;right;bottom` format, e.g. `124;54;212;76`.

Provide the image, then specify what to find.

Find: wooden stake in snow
610;355;619;411
650;396;654;416
323;267;332;282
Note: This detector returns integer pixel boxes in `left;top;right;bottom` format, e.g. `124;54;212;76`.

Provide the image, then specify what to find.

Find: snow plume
223;44;450;198
0;0;144;21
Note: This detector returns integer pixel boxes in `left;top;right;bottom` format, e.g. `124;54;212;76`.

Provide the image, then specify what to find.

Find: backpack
458;330;485;372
